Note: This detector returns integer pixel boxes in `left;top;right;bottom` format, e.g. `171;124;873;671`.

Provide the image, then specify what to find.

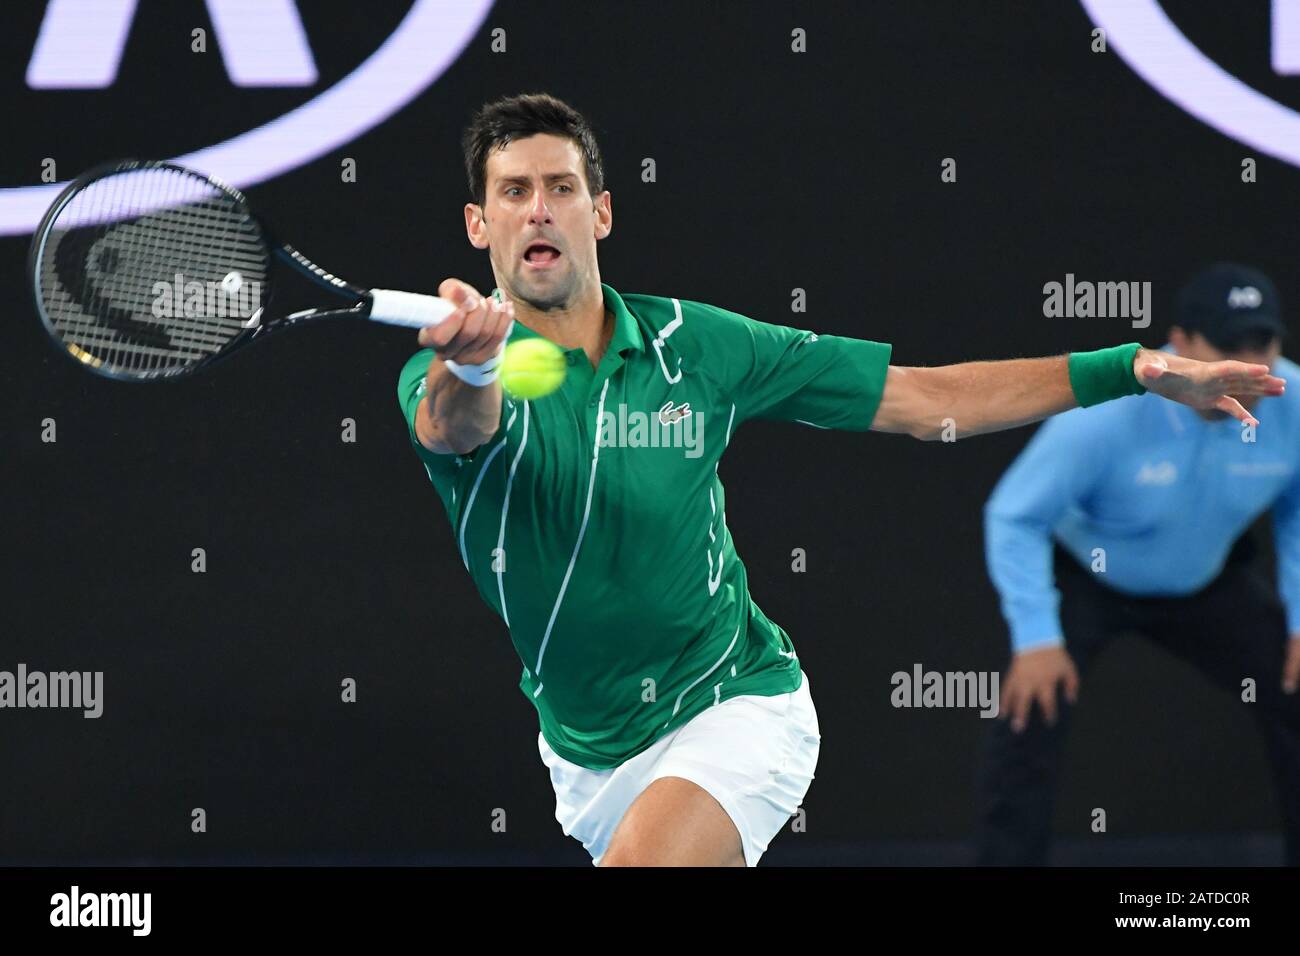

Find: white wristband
443;319;514;386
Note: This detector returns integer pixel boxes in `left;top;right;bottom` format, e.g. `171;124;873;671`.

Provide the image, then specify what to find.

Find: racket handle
367;289;456;328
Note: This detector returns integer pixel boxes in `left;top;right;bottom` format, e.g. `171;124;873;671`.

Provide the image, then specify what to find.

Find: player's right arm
413;279;514;455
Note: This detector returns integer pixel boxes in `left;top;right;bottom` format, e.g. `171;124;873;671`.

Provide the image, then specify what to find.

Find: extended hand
1134;349;1286;426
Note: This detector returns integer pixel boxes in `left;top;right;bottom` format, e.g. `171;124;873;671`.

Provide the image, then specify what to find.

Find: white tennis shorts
538;670;821;866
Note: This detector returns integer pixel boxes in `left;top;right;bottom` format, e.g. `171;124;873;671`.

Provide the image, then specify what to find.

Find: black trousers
976;539;1300;865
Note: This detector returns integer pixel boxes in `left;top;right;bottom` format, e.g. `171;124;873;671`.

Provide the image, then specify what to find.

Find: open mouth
523;242;561;267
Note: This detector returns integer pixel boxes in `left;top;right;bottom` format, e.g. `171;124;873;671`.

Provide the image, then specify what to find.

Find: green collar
601;282;645;355
494;282;645;354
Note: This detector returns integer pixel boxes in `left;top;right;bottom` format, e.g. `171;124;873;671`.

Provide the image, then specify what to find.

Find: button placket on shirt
561;349;595;443
591;341;631;407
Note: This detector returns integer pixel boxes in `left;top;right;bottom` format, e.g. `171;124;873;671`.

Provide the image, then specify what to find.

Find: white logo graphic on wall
1080;0;1300;169
28;0;318;88
2;0;494;235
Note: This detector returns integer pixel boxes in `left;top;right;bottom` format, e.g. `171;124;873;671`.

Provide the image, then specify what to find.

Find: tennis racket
28;159;456;382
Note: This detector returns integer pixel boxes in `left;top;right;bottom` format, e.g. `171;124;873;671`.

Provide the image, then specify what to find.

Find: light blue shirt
985;351;1300;653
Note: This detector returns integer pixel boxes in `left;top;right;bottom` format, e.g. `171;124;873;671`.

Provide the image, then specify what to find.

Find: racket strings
36;164;270;378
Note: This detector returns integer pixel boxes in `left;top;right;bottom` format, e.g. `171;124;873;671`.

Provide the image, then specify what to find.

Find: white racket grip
367;289;456;328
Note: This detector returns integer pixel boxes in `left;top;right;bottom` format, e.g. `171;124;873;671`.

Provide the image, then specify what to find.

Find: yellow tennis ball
499;337;567;400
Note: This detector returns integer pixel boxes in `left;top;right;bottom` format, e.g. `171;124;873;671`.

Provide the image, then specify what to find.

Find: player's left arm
870;347;1286;440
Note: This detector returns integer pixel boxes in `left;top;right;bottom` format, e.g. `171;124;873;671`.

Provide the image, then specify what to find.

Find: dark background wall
2;0;1294;863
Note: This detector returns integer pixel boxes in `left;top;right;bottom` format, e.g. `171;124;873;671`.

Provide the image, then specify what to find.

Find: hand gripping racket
28;159;455;381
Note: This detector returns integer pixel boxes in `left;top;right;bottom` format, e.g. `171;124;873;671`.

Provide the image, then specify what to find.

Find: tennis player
397;93;1285;866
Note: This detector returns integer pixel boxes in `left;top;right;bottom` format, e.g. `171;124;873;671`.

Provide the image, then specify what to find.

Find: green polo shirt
397;283;891;769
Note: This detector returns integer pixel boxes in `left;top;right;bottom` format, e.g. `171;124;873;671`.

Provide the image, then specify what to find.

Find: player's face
1172;329;1282;420
473;133;610;312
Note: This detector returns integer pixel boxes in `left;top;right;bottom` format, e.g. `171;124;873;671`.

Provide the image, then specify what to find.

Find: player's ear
465;203;490;250
593;190;612;241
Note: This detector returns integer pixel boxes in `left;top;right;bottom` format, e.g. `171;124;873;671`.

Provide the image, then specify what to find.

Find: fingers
444;295;512;363
999;678;1014;724
417;294;478;352
419;283;477;349
1204;362;1286;398
1036;682;1059;726
1063;662;1080;705
1219;362;1286;395
453;295;492;350
1283;638;1300;694
1213;395;1257;427
1003;665;1079;732
1193;361;1285;427
1011;682;1032;734
436;277;478;306
1224;360;1272;377
418;289;515;363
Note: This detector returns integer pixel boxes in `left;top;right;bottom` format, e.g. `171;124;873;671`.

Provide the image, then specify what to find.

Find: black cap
1175;263;1286;350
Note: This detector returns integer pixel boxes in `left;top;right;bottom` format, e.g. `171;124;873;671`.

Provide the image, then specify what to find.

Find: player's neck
517;286;611;369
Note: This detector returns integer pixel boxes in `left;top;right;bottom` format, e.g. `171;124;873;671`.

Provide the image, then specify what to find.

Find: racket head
29;159;274;382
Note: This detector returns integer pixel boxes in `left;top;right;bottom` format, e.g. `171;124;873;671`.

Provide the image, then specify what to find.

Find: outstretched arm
870;344;1286;440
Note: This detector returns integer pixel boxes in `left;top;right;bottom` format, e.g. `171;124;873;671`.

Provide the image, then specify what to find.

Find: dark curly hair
461;92;605;208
